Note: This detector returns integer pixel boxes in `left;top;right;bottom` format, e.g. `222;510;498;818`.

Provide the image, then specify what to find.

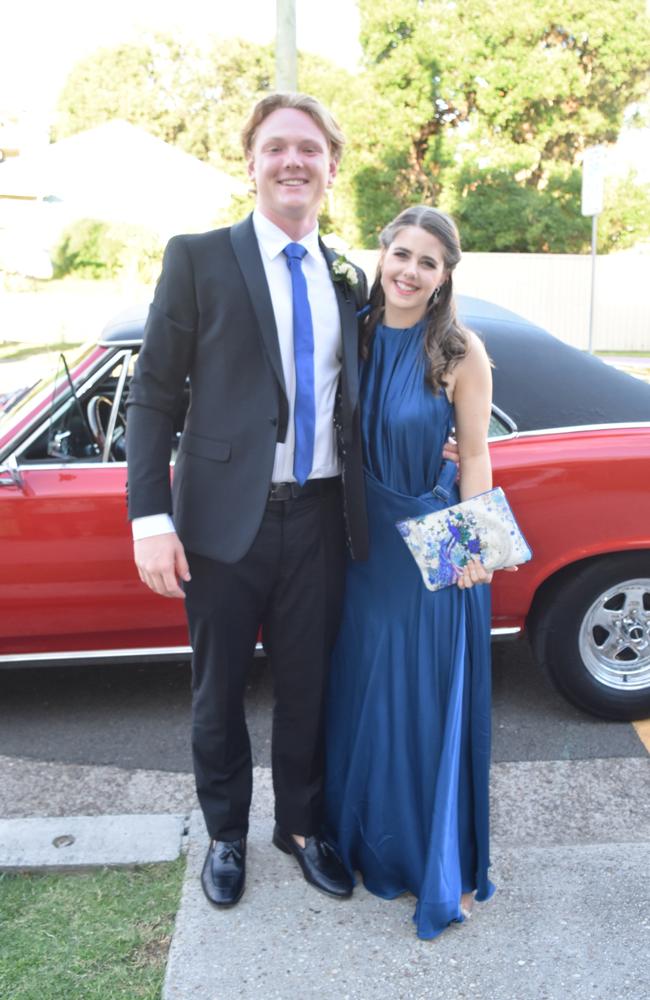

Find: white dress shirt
132;210;342;541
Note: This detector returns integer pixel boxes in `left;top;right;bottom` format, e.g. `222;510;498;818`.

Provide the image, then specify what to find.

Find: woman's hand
442;437;460;464
456;556;492;589
456;560;519;589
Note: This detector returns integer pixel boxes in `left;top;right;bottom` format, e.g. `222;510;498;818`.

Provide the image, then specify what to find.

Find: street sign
581;146;606;217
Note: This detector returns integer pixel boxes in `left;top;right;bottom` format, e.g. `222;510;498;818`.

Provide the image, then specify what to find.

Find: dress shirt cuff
131;514;176;540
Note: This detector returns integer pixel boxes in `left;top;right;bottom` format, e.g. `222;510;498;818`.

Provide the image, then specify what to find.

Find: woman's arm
452;332;493;502
448;333;495;589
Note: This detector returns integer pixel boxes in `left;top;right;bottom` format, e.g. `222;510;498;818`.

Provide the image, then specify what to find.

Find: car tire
530;553;650;721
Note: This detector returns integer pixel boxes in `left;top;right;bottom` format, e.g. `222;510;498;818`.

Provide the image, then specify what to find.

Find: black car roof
459;296;650;432
100;297;650;432
100;305;149;346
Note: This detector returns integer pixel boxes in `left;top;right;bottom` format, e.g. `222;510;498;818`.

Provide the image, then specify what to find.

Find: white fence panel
352;249;650;353
1;251;648;354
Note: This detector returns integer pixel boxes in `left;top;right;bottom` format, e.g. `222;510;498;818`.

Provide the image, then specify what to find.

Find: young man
126;93;368;907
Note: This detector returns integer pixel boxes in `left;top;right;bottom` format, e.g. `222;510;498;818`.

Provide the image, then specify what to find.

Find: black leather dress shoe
201;838;246;907
272;824;353;898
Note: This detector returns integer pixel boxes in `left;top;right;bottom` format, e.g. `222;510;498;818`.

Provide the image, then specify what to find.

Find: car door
0;348;189;662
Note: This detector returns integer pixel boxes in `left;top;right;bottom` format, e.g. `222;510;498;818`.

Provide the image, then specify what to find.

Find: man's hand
442;436;460;464
134;532;191;599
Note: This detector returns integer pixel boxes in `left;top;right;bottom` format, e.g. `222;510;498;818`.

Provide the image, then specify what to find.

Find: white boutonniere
331;254;359;289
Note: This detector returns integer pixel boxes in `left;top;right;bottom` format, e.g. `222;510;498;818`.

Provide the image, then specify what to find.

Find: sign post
581;146;606;353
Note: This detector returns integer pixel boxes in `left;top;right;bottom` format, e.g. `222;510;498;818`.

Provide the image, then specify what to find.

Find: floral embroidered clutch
396;487;532;591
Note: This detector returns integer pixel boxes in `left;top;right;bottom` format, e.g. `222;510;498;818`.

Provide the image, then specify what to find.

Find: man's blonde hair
241;92;346;163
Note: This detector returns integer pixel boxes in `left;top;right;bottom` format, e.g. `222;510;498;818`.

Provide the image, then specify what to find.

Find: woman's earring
431;286;441;304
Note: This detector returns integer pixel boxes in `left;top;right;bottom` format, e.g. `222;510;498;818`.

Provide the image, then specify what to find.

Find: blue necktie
283;242;315;486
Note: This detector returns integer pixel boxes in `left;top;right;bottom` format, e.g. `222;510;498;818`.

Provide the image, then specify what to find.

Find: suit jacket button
269;418;278;426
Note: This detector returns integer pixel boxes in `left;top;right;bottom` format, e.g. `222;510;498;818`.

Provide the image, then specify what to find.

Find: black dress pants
184;479;346;841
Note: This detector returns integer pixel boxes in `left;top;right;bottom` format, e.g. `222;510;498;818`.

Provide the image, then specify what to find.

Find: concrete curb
0;812;188;872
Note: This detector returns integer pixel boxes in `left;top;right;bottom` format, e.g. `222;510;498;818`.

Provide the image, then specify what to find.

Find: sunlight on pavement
632;719;650;752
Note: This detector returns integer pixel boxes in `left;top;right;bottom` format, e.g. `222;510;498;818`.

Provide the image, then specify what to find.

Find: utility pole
276;0;297;91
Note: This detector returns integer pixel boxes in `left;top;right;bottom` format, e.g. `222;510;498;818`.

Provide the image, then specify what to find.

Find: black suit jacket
126;214;368;564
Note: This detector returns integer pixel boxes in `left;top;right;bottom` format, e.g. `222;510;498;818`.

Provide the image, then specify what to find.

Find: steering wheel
86;395;126;459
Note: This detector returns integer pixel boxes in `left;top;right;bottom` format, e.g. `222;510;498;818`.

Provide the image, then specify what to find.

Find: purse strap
432;460;458;503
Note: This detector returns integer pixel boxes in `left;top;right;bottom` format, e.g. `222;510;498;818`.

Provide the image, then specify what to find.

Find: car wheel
530;553;650;721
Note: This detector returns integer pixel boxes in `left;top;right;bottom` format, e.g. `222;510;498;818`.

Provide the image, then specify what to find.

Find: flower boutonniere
331;254;359;290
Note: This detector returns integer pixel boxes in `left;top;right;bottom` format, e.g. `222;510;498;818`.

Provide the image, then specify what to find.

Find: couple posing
126;92;495;940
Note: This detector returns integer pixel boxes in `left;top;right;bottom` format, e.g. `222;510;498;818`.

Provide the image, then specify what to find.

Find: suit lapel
320;240;360;414
231;215;287;397
230;220;360;417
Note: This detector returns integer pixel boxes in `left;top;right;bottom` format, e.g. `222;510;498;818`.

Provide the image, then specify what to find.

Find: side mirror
0;454;23;489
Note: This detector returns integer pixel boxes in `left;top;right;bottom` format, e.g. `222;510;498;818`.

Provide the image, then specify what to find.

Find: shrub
52;218;163;281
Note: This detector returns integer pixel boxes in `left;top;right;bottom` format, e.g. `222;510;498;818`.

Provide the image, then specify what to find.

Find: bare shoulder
446;330;491;401
461;329;490;371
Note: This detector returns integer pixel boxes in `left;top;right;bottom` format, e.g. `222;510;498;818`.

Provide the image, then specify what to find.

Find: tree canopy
53;4;650;253
54;36;274;172
350;0;650;249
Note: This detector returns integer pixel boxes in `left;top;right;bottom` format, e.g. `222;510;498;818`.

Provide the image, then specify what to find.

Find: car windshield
0;343;97;439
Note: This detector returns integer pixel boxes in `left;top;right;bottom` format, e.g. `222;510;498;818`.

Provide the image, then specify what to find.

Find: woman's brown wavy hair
361;205;470;393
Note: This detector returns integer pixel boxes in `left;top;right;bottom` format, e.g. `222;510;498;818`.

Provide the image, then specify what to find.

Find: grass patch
624;366;650;383
595;352;650;384
596;350;650;357
0;856;186;1000
608;363;650;383
0;342;83;364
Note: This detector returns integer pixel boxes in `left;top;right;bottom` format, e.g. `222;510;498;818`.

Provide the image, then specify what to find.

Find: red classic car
1;297;649;722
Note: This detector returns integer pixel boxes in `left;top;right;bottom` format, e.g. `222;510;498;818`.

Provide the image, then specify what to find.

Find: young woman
325;205;499;939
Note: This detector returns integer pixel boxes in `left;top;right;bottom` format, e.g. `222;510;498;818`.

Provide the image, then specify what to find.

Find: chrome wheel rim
579;578;650;691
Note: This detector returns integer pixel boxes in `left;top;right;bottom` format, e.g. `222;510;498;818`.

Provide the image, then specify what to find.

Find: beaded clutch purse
396;487;532;592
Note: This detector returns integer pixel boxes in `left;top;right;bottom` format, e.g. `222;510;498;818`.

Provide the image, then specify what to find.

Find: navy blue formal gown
325;320;494;939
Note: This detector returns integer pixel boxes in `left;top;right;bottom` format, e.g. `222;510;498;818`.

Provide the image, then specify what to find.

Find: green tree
53;35;359;241
449;163;591;252
352;0;650;250
54;35;213;155
599;172;650;252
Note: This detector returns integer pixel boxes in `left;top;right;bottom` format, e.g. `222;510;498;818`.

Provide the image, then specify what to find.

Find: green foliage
450;163;593;252
53;34;359;242
599;172;650;252
52;219;119;279
299;53;363;244
53;35;347;173
52;10;650;254
195;38;276;172
54;35;216;159
211;190;256;229
52;219;163;282
353;0;650;250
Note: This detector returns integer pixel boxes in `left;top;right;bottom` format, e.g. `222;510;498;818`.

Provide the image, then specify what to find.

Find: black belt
267;477;340;502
